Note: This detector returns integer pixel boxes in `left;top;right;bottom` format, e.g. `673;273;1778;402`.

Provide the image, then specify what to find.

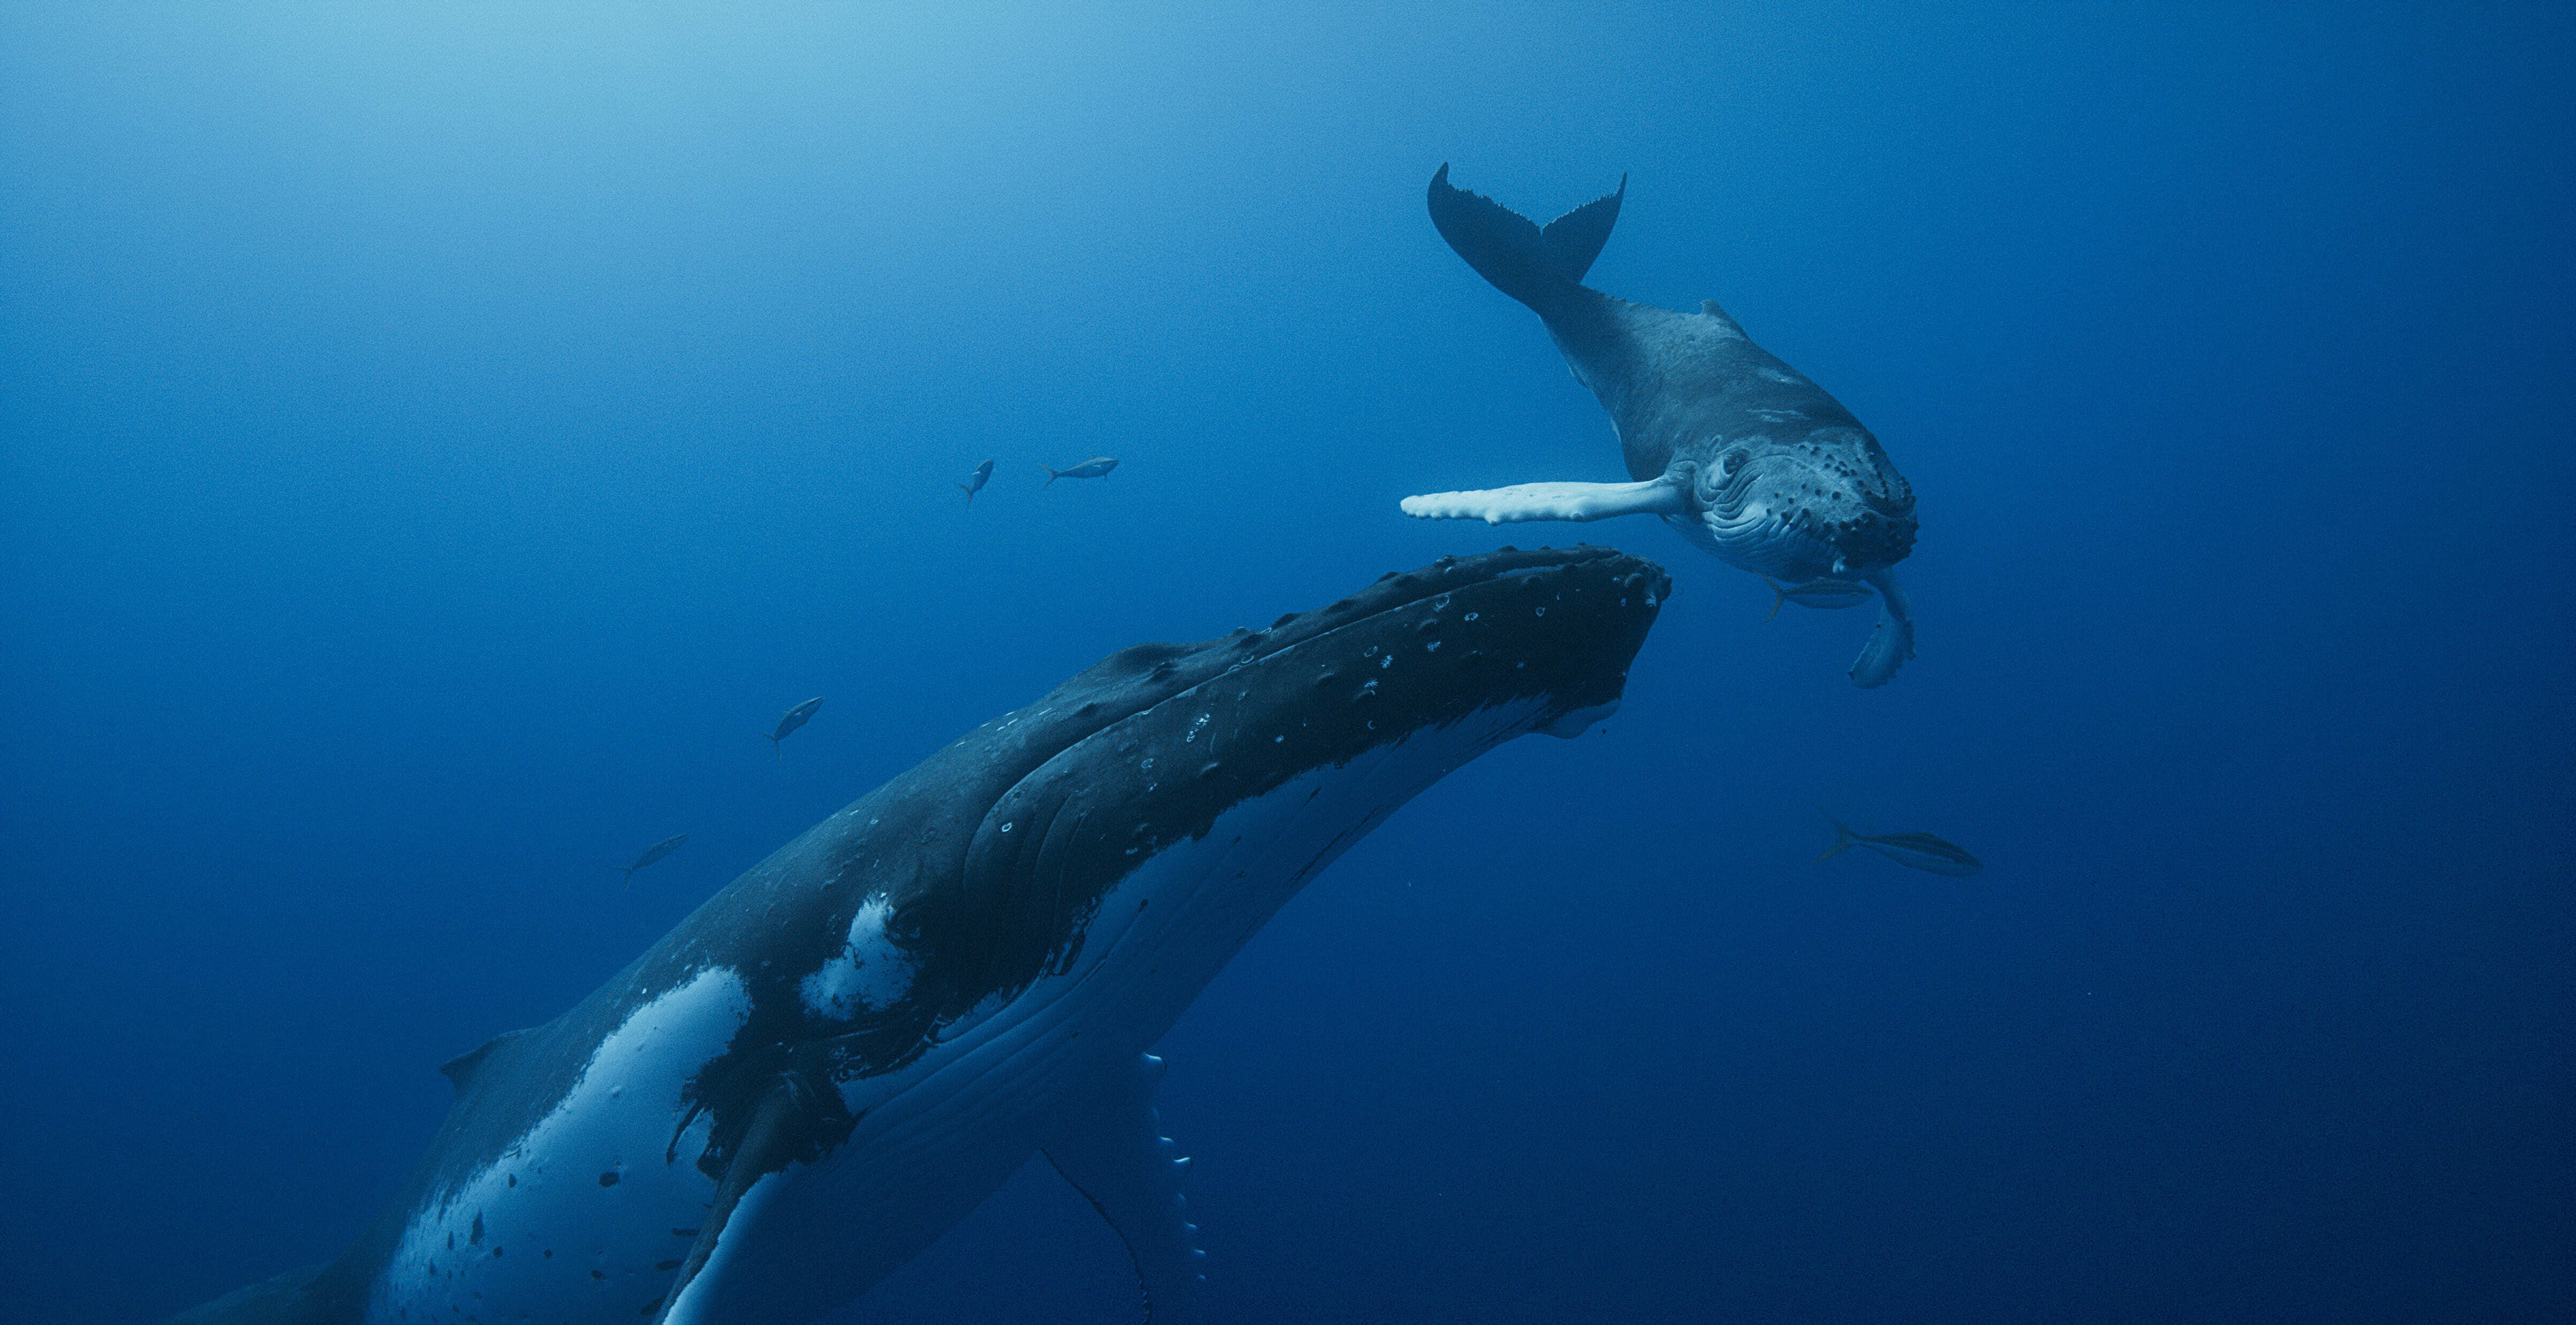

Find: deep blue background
4;5;2569;1322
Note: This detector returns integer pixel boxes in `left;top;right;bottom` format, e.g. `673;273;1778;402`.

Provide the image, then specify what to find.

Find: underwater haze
4;4;2571;1322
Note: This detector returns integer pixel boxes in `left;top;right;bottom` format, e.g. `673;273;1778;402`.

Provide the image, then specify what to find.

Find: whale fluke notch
1426;163;1625;315
1540;174;1626;282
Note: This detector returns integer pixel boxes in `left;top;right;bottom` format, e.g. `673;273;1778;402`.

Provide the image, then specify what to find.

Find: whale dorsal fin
438;1028;532;1095
1699;299;1749;335
1043;1053;1204;1323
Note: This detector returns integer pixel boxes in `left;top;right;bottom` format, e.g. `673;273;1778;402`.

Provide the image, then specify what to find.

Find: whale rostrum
173;545;1670;1325
1409;164;1923;687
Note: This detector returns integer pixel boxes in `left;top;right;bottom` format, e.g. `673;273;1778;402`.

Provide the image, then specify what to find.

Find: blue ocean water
3;5;2569;1322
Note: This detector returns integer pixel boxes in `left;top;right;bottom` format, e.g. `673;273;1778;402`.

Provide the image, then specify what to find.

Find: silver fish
1039;456;1119;486
765;696;823;759
956;459;994;505
616;833;687;887
1761;575;1875;622
1816;813;1982;877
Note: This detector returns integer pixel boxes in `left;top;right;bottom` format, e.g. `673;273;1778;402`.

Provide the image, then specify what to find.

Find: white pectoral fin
1042;1053;1204;1323
1399;476;1688;525
1848;568;1916;689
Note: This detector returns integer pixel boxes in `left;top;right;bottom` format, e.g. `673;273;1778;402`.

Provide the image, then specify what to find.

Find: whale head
1686;425;1917;582
723;542;1677;1085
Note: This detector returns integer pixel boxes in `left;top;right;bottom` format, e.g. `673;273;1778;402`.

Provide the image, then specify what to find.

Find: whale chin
1673;503;1855;582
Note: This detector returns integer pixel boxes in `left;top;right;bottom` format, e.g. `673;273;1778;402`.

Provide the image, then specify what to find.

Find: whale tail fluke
956;481;976;504
1815;810;1858;863
1038;462;1061;488
1426;163;1625;315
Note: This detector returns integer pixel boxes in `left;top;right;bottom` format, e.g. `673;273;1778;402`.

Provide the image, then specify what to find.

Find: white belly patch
367;966;753;1324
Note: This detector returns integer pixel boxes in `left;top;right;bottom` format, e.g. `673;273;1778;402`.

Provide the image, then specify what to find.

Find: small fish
956;459;994;505
617;834;688;887
765;696;823;760
1038;456;1119;487
1815;813;1983;877
1761;575;1875;622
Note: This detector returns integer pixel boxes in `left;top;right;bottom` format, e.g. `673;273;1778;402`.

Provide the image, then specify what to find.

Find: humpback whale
174;545;1669;1325
1405;165;1922;687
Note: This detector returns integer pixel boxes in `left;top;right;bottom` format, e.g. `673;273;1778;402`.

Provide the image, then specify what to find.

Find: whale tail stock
1426;163;1625;317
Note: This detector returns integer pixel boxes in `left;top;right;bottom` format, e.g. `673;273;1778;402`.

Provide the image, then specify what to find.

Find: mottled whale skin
174;545;1669;1325
1405;165;1922;687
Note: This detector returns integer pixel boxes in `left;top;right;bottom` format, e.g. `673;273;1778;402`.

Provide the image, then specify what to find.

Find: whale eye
1719;448;1751;477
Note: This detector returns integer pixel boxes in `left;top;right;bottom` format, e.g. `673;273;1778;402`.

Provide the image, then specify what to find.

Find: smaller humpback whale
1816;814;1983;877
956;460;994;505
765;697;823;759
617;833;687;887
171;546;1667;1325
1040;456;1119;486
1406;165;1923;687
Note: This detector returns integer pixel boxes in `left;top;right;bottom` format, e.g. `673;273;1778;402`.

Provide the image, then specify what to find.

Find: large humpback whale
174;545;1669;1325
1404;165;1922;687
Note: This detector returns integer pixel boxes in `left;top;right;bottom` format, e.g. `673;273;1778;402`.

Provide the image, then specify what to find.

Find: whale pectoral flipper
656;1080;821;1324
1848;568;1916;689
1398;476;1688;526
1042;1053;1204;1323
